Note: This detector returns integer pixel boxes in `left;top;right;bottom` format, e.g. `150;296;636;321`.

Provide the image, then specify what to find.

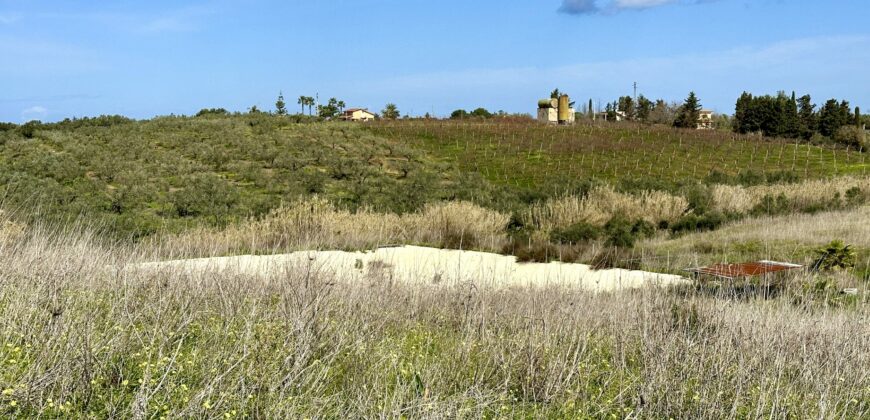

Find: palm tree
337;100;346;114
297;96;306;115
382;103;400;120
306;96;315;116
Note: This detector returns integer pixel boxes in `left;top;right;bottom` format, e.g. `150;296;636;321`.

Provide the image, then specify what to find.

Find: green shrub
750;193;790;216
682;183;714;214
704;170;733;185
845;186;866;206
603;215;634;248
791;276;861;309
812;240;856;271
737;169;765;186
833;126;866;151
52;115;133;129
506;213;525;232
18;121;39;139
764;171;800;184
601;215;654;248
631;219;656;239
196;108;230;117
169;174;240;221
669;211;726;235
549;222;600;244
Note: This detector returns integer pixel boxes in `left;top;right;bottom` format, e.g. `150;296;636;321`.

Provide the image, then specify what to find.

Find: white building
594;110;626;122
697;109;714;129
537;97;575;124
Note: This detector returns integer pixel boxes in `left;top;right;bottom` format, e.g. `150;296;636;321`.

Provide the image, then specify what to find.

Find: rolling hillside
0;115;866;239
368;119;868;190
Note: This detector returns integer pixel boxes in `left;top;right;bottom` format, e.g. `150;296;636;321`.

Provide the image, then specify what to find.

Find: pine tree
797;94;816;139
635;95;653;122
819;99;850;137
673;92;702;129
617;96;635;120
275;91;287;115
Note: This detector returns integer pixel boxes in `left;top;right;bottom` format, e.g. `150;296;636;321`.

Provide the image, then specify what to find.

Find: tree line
272;92;402;120
733;91;866;149
591;92;727;129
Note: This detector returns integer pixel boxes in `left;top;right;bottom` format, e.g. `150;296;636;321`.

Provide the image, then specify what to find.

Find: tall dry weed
0;210;25;244
711;176;869;214
0;224;866;418
525;186;689;232
162;197;509;257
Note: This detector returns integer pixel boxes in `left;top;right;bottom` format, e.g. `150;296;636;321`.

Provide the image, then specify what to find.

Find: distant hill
0;115;498;238
0;115;865;239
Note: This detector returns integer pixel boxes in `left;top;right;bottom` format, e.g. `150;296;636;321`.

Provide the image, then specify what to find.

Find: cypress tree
781;91;800;138
588;99;593;119
734;92;753;133
856;106;862;127
797;94;816;139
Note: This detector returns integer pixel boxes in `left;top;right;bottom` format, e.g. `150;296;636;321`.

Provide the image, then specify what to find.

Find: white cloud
358;35;870;114
613;0;677;9
0;36;103;75
0;13;22;24
135;6;219;34
21;106;47;121
16;5;219;35
560;0;713;15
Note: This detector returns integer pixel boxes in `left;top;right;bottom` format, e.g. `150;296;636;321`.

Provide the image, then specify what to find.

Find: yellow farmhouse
342;108;376;122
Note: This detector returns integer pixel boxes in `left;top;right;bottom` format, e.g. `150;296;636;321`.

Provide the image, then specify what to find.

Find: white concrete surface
138;246;688;292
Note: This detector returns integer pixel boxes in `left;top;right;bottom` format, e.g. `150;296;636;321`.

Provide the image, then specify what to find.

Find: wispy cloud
0;36;103;74
21;106;48;121
560;0;714;15
10;4;220;35
361;35;870;112
0;94;100;104
0;14;20;24
135;6;217;34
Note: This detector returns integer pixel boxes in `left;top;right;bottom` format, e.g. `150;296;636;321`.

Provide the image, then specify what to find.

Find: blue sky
1;0;868;122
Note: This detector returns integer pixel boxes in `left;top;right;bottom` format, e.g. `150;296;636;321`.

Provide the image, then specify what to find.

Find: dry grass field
639;206;870;277
1;118;868;418
0;222;867;418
